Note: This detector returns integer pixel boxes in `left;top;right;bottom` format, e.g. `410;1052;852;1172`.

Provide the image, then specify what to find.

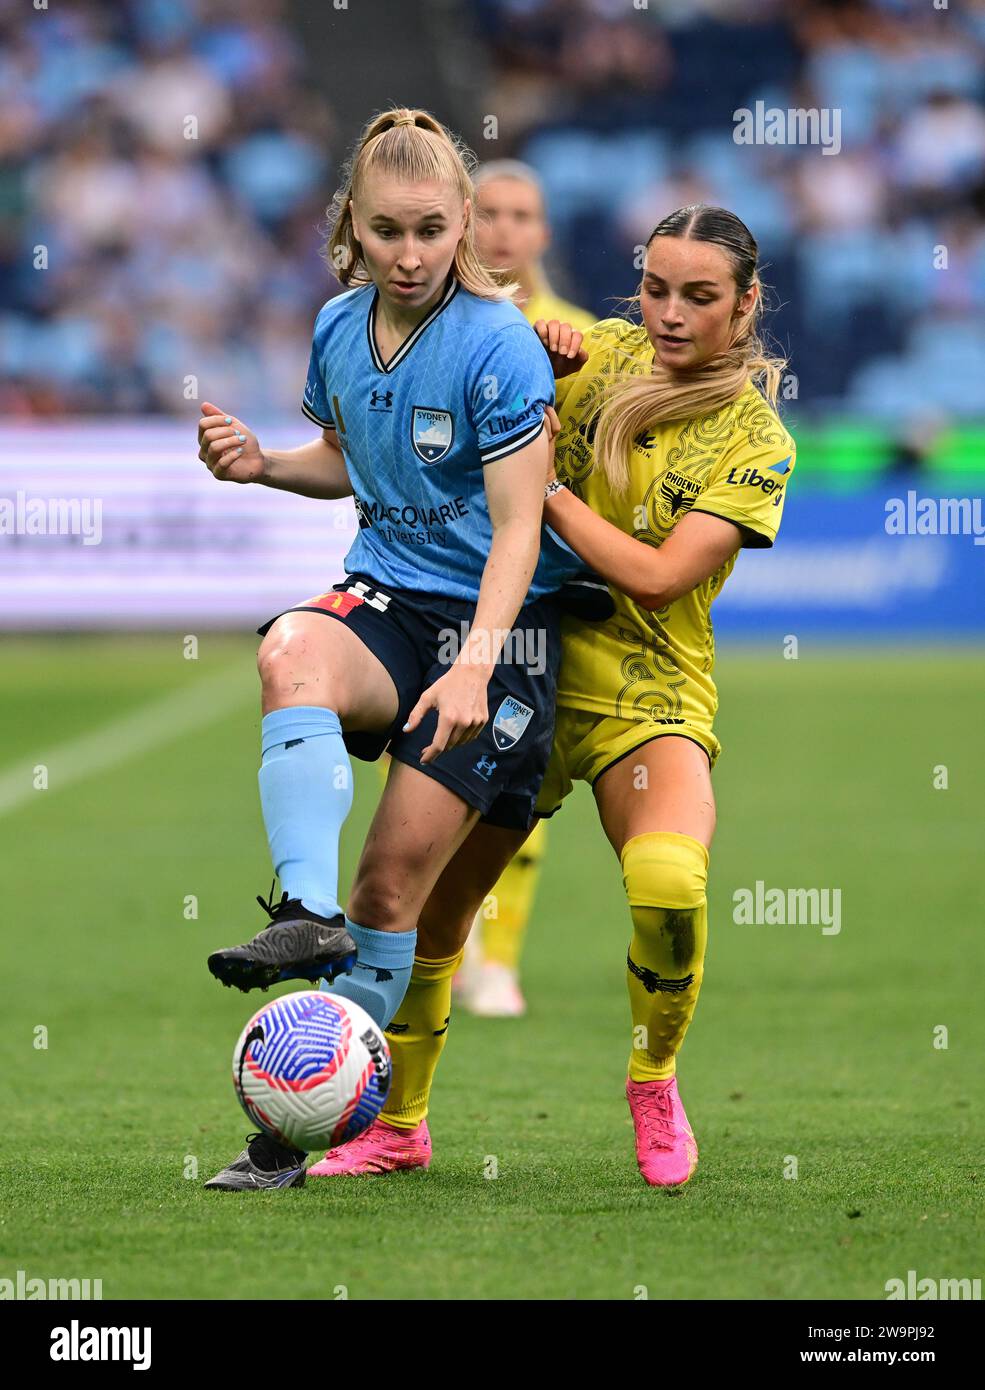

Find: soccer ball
231;991;392;1153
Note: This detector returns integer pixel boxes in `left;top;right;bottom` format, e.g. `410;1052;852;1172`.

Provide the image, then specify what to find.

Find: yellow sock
381;951;463;1130
481;818;547;971
621;831;708;1083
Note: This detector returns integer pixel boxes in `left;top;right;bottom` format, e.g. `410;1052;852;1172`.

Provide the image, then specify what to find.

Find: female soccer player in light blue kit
197;108;602;1190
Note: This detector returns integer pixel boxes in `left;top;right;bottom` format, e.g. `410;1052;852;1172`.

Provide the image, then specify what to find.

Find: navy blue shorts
257;573;562;831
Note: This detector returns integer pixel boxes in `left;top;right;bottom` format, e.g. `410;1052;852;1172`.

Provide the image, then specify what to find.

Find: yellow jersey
552;318;795;726
521;286;596;335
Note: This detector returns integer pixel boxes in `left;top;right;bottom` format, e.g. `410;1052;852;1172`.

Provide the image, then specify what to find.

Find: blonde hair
324;107;515;301
594;205;787;493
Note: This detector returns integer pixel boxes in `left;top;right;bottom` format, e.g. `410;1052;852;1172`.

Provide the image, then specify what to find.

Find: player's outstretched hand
534;319;587;378
198;401;266;484
403;663;489;765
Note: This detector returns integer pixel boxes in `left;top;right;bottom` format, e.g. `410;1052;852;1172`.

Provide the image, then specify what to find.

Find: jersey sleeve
300;312;335;429
553;319;616;414
690;409;795;549
468;324;555;465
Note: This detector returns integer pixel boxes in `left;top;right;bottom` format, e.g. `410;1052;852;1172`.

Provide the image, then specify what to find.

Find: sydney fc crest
492;696;534;750
411;407;454;464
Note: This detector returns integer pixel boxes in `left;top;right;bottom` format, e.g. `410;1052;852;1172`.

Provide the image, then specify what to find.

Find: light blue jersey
302;276;582;602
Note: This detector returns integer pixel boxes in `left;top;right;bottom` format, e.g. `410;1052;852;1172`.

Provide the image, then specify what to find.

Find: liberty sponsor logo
479;393;541;438
885;492;985;546
411;406;454;463
492;696;535;750
49;1320;151;1370
724;456;791;506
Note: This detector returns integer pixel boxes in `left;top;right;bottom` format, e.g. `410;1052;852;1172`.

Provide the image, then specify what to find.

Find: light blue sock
326;919;418;1029
258;706;352;920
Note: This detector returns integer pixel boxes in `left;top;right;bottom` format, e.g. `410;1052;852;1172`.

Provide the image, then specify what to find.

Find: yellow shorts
535;706;721;817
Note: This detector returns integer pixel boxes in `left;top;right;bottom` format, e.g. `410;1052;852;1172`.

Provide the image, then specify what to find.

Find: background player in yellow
475;160;596;335
453;160;597;1017
309;204;795;1188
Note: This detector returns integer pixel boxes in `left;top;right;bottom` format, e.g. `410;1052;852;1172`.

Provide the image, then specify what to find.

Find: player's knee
257;616;345;711
347;870;412;934
620;831;709;911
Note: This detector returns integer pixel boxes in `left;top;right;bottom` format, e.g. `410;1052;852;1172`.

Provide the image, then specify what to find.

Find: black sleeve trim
688;507;774;549
301;400;335;429
479;417;545;465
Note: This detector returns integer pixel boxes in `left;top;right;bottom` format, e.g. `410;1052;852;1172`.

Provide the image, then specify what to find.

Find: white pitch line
0;661;258;818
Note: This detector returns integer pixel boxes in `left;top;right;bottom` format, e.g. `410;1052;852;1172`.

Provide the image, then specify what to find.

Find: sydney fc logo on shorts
411;407;454;464
492;696;535;750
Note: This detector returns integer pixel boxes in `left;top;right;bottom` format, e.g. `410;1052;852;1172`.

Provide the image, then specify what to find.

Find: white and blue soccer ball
231;991;392;1152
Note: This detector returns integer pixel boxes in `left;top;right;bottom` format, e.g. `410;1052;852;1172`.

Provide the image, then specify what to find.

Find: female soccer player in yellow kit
309;204;795;1188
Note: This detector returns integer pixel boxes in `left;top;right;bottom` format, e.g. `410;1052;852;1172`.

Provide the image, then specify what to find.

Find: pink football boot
307;1117;431;1177
626;1076;698;1187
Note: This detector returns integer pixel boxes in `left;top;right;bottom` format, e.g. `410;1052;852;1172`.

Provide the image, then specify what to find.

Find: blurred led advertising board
2;424;982;635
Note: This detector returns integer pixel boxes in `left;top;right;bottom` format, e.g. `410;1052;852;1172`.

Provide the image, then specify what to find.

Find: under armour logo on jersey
345;580;391;612
370;388;393;410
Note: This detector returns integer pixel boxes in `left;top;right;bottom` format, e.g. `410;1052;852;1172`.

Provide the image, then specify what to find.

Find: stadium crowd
1;0;983;425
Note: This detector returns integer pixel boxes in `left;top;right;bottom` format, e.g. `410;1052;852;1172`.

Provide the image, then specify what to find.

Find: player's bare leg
207;611;399;992
309;821;529;1176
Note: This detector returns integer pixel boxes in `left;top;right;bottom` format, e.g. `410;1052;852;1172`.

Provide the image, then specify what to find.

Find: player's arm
544;485;742;610
404;427;548;764
260;431;353;499
467;425;547;665
197;401;353;500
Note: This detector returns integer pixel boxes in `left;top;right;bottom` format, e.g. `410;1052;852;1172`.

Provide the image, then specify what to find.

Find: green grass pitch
1;634;981;1300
